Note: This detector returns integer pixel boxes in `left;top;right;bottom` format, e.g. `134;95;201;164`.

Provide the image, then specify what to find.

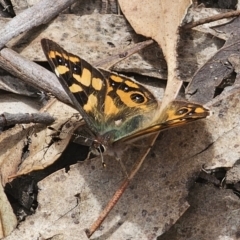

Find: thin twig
183;10;240;29
94;39;154;69
86;133;159;238
0;112;55;127
0;0;78;49
0;48;71;105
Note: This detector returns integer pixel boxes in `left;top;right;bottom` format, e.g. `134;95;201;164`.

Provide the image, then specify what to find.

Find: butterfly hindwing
120;101;210;143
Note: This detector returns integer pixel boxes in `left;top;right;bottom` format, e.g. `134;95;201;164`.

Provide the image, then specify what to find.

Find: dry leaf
159;183;240;239
119;0;192;109
0;124;34;186
0;183;17;238
186;40;240;104
188;7;233;40
0;73;40;96
199;88;240;169
0;93;42;113
178;29;224;82
13;99;80;178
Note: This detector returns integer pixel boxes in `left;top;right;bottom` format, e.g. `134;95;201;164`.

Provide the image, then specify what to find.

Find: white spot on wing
115;119;122;126
55;69;60;77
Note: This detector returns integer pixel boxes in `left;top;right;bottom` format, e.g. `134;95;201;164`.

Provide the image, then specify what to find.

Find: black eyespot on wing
72;62;81;75
119;83;129;92
130;93;145;103
177;108;189;115
55;55;64;65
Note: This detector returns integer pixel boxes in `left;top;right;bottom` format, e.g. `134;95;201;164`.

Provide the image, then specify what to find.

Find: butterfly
41;39;210;158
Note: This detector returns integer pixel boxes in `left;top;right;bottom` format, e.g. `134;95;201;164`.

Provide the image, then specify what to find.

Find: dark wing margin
41;38;84;114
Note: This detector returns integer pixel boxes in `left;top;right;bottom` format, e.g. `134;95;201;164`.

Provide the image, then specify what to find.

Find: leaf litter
1;0;240;239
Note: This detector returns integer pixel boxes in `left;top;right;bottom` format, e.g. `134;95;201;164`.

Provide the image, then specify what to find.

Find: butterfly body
41;39;210;156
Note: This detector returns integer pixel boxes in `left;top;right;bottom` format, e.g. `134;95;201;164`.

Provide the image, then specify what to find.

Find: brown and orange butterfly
41;39;210;157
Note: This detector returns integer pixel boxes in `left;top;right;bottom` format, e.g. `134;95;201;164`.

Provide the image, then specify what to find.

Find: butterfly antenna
48;126;95;145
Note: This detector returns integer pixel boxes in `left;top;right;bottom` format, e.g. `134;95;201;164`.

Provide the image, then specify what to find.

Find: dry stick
86;133;159;238
0;112;55;127
183;10;240;29
0;48;71;105
0;0;78;49
94;39;154;69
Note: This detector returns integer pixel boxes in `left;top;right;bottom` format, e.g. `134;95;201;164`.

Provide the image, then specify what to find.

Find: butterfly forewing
41;39;159;144
41;39;108;133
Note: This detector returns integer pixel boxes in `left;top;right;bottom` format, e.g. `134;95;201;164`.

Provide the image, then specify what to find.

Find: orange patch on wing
69;83;83;93
166;109;179;120
194;107;206;114
83;94;97;112
73;73;82;83
92;77;102;90
69;56;80;63
104;95;119;115
55;65;69;76
49;50;58;59
81;68;91;86
110;75;124;83
125;80;139;89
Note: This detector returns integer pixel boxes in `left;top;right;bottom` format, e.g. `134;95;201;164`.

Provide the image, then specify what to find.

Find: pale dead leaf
0;97;78;184
226;162;240;184
0;74;40;96
192;87;240;169
118;0;192;109
178;29;224;82
160;183;240;239
0;183;17;238
13;99;80;178
6;138;192;240
0;93;41;113
0;124;33;186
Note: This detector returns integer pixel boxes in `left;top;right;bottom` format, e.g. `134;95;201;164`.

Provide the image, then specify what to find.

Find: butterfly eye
130;93;145;103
